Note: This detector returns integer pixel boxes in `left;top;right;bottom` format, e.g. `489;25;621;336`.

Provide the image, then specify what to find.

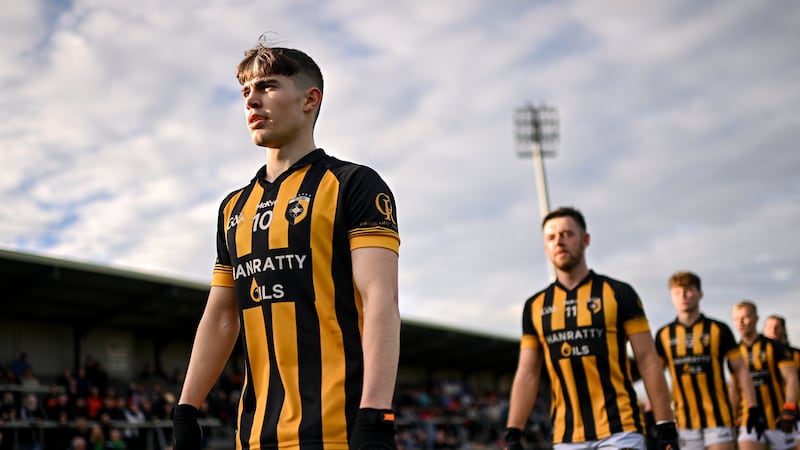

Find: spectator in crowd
82;357;108;395
19;368;40;387
56;366;76;393
47;410;78;450
122;398;147;449
74;368;92;398
18;393;47;450
104;428;126;449
85;387;103;420
0;391;18;421
97;395;125;423
72;416;93;447
2;369;19;386
0;365;11;385
73;396;90;420
137;396;155;421
10;353;31;381
44;388;72;420
88;424;105;450
69;436;88;450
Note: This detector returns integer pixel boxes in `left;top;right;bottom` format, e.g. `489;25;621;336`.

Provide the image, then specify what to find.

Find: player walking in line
171;36;401;450
763;314;800;450
504;206;679;450
655;271;766;450
731;301;798;450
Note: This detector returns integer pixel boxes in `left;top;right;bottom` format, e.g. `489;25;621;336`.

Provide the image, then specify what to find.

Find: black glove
349;408;397;450
503;427;524;450
654;421;680;450
172;404;202;450
644;410;658;444
777;403;798;433
745;406;767;439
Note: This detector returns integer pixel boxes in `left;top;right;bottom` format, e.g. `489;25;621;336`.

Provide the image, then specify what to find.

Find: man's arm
630;331;675;423
178;285;240;407
728;372;742;423
352;247;400;409
506;347;543;430
730;356;759;408
780;364;799;407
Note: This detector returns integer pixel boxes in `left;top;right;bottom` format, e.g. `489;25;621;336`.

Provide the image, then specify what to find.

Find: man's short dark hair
236;36;324;93
542;206;587;231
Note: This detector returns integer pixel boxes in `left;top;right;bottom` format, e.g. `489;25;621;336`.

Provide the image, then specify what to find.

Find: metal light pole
514;103;560;281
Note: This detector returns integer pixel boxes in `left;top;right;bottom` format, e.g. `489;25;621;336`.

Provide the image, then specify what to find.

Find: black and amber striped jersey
792;346;800;371
792;346;800;404
654;315;741;429
211;149;400;450
521;271;649;444
737;335;795;429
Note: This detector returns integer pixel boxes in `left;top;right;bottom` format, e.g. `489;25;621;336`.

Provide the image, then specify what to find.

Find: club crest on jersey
375;193;396;224
587;297;602;314
286;194;310;224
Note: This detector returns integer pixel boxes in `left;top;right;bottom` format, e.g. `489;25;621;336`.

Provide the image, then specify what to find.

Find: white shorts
738;426;797;450
553;431;646;450
678;427;734;450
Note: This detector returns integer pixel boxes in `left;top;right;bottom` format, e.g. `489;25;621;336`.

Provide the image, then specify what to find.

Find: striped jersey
211;149;400;449
736;335;795;428
521;271;649;444
792;346;800;404
655;315;741;429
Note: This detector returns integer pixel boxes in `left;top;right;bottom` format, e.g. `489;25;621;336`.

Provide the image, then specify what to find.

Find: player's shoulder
757;334;784;351
702;314;734;330
592;271;637;294
316;151;380;179
524;283;553;305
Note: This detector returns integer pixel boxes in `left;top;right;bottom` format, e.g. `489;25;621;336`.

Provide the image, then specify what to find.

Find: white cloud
2;0;799;345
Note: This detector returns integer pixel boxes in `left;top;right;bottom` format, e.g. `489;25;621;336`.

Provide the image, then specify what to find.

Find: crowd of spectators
0;352;551;450
0;352;202;450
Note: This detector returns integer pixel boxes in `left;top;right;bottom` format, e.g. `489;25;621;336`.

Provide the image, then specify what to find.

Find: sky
2;1;799;345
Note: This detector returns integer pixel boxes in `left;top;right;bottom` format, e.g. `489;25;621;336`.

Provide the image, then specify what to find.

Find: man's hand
349;408;396;450
777;403;798;433
503;427;524;450
172;404;202;450
655;421;680;450
746;406;767;439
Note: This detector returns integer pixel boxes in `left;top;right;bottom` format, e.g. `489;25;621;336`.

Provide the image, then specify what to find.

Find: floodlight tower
514;103;560;281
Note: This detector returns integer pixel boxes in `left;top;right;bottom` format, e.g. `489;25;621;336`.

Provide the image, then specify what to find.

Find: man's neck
556;264;590;291
741;332;758;345
264;141;316;182
677;310;701;327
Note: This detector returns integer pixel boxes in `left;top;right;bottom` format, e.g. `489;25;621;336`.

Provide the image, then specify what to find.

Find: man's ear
304;87;322;112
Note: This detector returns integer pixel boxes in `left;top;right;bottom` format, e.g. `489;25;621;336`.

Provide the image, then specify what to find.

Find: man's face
670;284;702;314
763;317;786;343
542;216;588;272
732;305;758;339
241;74;308;148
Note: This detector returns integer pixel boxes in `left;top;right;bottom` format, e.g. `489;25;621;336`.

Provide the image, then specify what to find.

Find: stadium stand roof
0;248;520;374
